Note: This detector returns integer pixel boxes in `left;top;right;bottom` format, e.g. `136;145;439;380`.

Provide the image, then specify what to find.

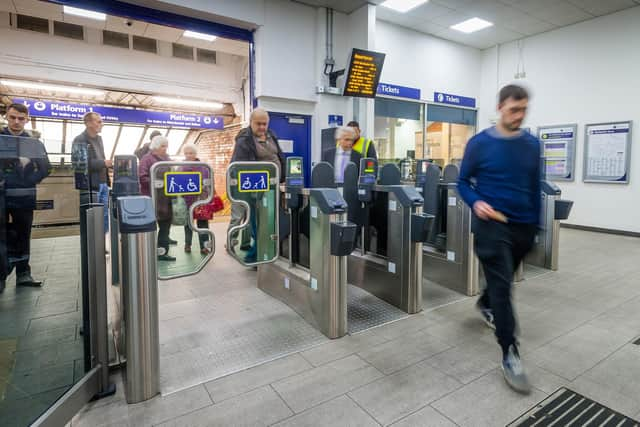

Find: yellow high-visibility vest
337;137;372;156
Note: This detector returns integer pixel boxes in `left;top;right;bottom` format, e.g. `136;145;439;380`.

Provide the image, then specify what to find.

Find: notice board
538;124;577;181
342;48;386;98
583;121;632;184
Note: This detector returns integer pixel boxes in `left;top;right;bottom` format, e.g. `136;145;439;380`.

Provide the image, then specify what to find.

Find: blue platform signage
377;83;421;100
328;115;343;126
238;171;270;192
13;98;224;129
434;92;476;108
164;172;202;196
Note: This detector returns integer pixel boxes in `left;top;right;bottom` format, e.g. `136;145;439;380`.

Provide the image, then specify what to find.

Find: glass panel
113;126;143;157
374;99;424;171
66;122;86;151
147;161;215;279
226;161;280;266
36;120;64;155
166;129;189;156
425;122;475;168
0;134;86;425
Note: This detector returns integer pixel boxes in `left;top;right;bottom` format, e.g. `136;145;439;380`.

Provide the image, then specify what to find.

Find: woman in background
181;143;211;255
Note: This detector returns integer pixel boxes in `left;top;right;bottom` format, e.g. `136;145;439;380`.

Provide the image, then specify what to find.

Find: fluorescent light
63;6;106;21
380;0;428;13
183;30;217;42
450;17;493;33
0;80;105;96
153;96;223;109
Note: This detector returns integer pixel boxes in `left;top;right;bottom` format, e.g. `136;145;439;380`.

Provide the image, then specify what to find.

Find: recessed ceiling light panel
380;0;429;14
450;17;493;33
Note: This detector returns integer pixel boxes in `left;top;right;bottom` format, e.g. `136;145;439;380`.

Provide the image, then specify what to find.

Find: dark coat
0;128;51;209
321;147;363;175
180;158;210;207
71;130;110;190
138;152;172;221
231;127;285;179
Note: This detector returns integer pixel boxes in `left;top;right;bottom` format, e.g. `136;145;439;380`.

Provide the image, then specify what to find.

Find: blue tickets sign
238;171;270;192
433;92;476;108
377;83;421;100
164;172;202;196
13;98;224;129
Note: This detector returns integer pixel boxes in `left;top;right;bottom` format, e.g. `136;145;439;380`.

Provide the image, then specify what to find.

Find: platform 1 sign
13;98;224;129
238;171;270;192
164;172;202;196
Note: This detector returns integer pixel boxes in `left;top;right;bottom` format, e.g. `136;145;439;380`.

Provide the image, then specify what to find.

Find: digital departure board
343;48;386;98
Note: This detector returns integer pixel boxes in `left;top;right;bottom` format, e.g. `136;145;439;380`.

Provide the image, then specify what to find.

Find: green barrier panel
226;161;280;266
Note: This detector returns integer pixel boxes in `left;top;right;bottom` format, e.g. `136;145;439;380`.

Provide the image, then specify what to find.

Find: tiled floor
70;228;640;426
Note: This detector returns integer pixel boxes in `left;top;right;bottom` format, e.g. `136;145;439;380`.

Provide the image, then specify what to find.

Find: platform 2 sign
343;48;386;98
238;171;270;193
163;172;202;196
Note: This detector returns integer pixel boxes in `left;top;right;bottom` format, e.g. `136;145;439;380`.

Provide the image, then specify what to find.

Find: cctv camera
125;20;133;27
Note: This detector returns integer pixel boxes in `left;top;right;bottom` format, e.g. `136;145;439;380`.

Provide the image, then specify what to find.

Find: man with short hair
321;126;358;185
457;84;541;394
135;129;162;160
346;120;377;160
228;108;285;261
0;103;50;291
71;112;112;233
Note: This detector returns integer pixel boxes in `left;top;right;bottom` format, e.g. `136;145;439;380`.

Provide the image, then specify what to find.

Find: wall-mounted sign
377;83;421;100
538;124;577;181
238;171;270;192
583;121;632;184
328;114;343;127
433;92;476;108
13;98;224;129
164;171;202;196
343;48;386;98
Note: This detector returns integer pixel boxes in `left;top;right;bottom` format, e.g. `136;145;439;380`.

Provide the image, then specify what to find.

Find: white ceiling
376;0;640;49
0;0;249;56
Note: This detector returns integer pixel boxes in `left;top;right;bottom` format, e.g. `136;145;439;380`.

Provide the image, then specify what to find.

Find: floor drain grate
509;388;640;427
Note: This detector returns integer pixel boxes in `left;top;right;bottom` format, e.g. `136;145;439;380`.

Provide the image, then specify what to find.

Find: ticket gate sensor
249;159;357;339
344;159;432;314
117;195;160;403
526;181;573;271
110;155;140;286
418;161;480;296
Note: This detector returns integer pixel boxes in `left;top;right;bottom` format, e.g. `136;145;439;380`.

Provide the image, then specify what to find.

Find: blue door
267;112;312;186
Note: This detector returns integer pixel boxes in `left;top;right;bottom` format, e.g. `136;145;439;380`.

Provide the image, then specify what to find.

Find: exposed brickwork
194;123;245;215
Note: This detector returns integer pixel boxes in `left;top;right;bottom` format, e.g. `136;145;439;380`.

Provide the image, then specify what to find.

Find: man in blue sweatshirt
458;84;540;394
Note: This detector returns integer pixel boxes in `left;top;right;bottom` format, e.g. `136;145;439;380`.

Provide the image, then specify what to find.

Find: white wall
479;6;640;233
375;21;482;103
0;23;247;105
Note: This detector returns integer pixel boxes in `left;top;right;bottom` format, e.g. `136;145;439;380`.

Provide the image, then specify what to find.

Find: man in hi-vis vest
346;121;377;160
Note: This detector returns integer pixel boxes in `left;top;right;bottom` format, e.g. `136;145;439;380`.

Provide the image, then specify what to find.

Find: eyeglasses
7;114;28;122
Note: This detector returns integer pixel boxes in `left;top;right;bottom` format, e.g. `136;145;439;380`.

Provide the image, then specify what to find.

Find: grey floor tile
431;369;546;427
272;395;379;427
16;326;76;351
272;354;384;413
423;339;500;384
357;329;451;375
569;376;640;419
204;353;312;402
349;360;462;426
156;386;291;427
390;405;457;427
300;332;388;367
6;362;75;400
581;344;640;404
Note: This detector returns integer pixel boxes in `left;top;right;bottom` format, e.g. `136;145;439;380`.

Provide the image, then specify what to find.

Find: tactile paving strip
509;388;640;427
347;284;408;334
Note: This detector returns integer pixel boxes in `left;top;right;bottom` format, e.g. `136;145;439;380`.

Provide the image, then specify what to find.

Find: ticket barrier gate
343;159;433;314
227;160;357;339
525;181;573;271
417;161;480;296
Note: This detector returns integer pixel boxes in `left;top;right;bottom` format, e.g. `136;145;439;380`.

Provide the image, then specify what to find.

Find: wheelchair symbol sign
238;171;270;192
164;171;202;196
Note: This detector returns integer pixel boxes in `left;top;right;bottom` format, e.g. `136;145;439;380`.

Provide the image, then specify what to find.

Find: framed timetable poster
583;121;632;184
538;124;577;181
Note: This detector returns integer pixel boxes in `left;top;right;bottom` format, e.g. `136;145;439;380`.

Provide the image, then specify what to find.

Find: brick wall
195;123;244;215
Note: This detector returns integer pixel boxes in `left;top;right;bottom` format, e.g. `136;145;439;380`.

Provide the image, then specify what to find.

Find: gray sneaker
502;344;531;394
16;273;43;287
476;300;496;330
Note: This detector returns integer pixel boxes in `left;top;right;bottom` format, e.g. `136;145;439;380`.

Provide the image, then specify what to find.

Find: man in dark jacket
321;126;359;185
228;109;285;259
1;103;50;291
135;129;162;160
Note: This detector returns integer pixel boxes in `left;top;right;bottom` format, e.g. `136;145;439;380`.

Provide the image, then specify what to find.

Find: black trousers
473;217;537;355
1;208;35;280
184;220;210;249
157;219;172;255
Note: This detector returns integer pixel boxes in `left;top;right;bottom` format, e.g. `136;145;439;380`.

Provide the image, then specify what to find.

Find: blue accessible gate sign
164;172;202;196
238;171;270;192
